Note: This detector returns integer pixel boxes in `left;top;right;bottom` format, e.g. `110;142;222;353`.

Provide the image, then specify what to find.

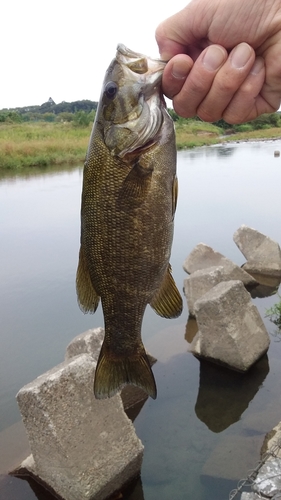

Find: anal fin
150;264;183;318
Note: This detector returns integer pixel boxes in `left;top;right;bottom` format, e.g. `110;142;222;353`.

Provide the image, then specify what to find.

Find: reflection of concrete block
195;357;269;433
16;354;143;500
190;280;270;371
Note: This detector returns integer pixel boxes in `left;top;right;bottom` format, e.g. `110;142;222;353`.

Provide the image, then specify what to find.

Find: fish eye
104;81;118;100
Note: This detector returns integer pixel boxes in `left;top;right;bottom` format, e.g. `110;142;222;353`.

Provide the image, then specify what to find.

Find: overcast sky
1;0;189;110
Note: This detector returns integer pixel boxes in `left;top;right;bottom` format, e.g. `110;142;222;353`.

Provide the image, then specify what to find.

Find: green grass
1;120;281;170
265;293;281;329
0;122;90;169
175;120;222;149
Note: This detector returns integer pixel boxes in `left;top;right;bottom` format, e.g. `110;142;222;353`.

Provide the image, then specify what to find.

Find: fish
76;44;182;400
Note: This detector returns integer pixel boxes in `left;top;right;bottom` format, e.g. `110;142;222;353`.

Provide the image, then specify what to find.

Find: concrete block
65;327;104;362
234;225;281;277
16;354;143;500
65;329;156;413
183;243;257;288
190;280;270;371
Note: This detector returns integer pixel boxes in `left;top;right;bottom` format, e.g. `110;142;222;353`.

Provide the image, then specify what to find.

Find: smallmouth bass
76;44;182;399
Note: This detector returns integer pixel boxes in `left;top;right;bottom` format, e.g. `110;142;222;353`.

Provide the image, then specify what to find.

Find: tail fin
94;343;157;400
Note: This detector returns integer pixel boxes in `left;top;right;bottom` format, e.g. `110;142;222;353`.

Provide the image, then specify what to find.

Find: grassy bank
175;120;281;148
0;122;90;169
1;120;281;170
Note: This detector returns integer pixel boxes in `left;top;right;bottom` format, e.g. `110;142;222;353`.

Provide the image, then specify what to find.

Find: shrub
233;124;253;133
73;111;92;127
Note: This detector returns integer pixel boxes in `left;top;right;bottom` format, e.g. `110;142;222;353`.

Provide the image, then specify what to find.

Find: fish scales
76;44;182;399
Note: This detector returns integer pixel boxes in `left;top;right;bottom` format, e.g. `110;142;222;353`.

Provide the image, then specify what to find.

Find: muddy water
1;141;281;500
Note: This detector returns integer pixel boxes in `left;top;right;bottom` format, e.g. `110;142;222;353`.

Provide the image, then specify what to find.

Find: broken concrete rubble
252;459;281;497
183;242;257;288
262;421;281;459
183;264;257;317
15;353;144;500
190;280;270;372
65;327;104;362
240;451;281;499
234;225;281;277
184;266;224;317
229;419;281;500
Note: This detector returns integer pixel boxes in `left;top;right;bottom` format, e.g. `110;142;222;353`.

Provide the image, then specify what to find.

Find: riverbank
0;121;281;170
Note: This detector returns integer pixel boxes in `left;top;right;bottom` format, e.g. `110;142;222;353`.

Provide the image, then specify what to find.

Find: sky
1;0;189;110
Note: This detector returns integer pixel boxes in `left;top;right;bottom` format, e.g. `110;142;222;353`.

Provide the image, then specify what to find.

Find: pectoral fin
117;158;153;210
150;264;183;318
76;246;100;313
172;176;178;219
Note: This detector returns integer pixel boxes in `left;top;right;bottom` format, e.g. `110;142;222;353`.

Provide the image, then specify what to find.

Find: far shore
0;121;280;170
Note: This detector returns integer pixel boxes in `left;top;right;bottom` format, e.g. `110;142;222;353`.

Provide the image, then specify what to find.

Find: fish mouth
116;44;167;66
104;44;166;158
116;43;166;86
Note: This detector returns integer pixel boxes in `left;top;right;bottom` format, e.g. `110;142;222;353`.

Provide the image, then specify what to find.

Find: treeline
168;109;281;132
1;98;281;132
0;99;98;126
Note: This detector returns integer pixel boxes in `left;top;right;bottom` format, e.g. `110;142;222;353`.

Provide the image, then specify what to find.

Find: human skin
156;0;281;123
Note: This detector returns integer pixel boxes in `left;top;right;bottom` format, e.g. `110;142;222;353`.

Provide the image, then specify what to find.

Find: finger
197;43;255;122
155;3;216;60
171;45;228;118
222;57;266;123
259;40;281;112
162;55;194;99
156;10;196;60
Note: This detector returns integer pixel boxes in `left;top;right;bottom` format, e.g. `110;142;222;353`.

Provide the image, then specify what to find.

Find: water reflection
0;164;80;184
0;474;51;500
7;474;145;500
2;142;281;500
121;477;144;500
195;356;269;433
216;146;235;157
185;317;198;343
184;144;236;161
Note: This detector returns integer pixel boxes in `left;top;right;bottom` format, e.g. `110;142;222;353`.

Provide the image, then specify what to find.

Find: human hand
156;0;281;123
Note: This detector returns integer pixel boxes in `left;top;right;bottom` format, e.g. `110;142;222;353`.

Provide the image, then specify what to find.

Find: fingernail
202;46;226;71
171;60;190;80
231;43;252;69
250;57;264;75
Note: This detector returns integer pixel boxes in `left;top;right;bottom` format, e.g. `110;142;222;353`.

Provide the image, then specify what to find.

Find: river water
1;141;281;500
